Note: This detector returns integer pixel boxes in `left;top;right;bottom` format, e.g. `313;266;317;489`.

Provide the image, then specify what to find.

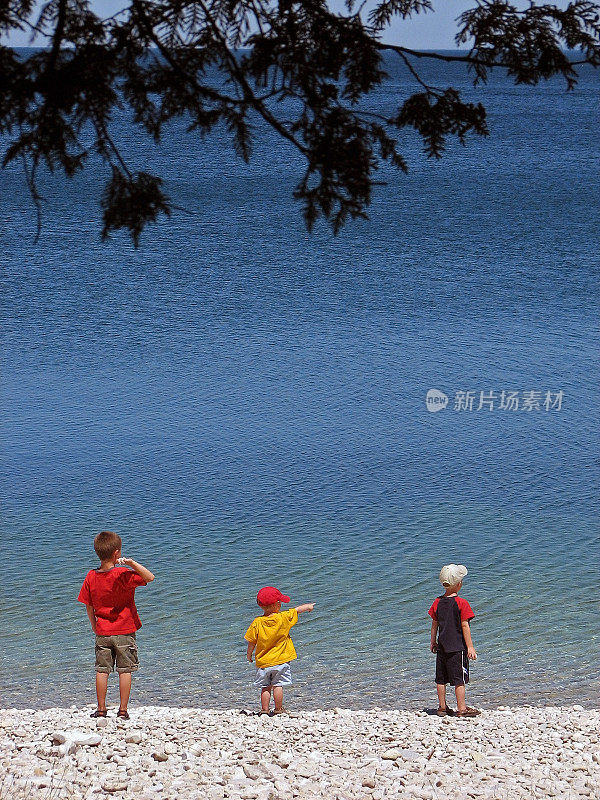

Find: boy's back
245;608;298;667
429;594;474;653
79;566;146;636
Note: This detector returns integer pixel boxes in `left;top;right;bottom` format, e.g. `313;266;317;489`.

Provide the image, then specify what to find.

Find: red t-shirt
78;567;147;635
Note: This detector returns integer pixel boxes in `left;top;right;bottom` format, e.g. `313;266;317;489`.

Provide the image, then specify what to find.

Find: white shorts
254;662;293;688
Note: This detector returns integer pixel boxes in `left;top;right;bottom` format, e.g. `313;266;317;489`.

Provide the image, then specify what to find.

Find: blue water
1;53;599;710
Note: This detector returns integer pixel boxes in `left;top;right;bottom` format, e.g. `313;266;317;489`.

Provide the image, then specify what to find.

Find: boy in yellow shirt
245;586;315;715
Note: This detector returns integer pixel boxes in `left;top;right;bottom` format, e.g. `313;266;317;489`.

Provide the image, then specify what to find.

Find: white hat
439;564;468;587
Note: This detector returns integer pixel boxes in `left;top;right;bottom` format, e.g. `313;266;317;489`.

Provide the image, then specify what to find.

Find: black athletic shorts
435;649;469;686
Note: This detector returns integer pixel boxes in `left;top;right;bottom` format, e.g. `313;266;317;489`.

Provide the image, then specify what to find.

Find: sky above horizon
5;0;473;50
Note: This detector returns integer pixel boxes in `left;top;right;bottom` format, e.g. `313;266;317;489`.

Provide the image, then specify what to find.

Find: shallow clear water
1;54;599;710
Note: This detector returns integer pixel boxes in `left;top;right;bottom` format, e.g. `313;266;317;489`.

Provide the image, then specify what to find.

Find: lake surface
1;53;599;710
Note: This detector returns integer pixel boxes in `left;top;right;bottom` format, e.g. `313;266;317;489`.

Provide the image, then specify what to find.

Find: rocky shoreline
2;705;598;799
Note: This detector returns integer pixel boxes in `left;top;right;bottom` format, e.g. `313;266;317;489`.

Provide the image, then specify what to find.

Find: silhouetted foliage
1;0;599;244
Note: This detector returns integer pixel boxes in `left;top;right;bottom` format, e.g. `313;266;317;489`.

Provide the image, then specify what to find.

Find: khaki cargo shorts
95;633;139;674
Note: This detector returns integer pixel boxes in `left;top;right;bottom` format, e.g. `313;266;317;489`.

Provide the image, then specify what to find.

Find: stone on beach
0;705;598;799
102;776;129;793
381;747;403;760
49;729;102;756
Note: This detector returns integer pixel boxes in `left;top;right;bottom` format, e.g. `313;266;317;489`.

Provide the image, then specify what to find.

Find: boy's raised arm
117;557;155;583
295;603;315;614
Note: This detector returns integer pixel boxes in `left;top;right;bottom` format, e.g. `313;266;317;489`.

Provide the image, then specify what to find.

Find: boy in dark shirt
78;531;154;719
428;564;480;717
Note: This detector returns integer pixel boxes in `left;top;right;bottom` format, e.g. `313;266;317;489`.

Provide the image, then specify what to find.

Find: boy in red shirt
428;564;480;718
78;531;154;719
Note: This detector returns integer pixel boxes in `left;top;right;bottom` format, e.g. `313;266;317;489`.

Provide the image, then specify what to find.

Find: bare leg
455;684;466;712
118;672;132;712
273;686;284;711
260;687;271;712
436;683;447;710
96;672;109;712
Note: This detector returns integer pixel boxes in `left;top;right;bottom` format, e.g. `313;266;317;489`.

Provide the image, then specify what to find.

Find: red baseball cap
257;586;290;605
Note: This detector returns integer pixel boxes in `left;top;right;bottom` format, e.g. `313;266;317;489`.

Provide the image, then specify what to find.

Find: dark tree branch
377;42;592;69
48;0;67;72
395;48;440;95
21;152;44;243
1;0;598;245
193;0;308;156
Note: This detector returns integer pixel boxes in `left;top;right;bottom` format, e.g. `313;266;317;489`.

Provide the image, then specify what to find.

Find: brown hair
94;530;122;561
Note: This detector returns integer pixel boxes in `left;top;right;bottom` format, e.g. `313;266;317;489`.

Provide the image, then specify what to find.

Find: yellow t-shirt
244;608;298;668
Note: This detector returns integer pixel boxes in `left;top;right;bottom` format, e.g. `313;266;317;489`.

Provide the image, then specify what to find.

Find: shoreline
3;696;600;712
2;705;599;799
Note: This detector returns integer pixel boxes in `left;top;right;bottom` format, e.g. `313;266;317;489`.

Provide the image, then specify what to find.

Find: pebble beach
2;705;599;800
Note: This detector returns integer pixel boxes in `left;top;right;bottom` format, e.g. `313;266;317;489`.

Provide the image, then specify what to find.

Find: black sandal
90;709;108;718
117;709;130;720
